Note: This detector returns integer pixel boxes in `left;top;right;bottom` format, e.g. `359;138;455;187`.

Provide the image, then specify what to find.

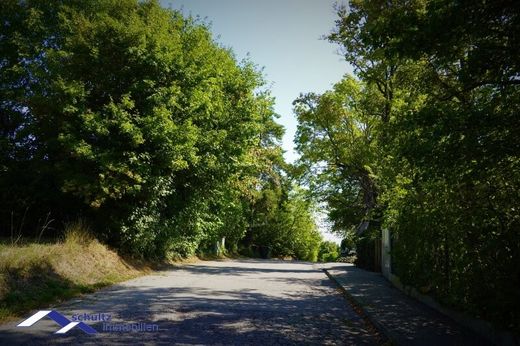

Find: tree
241;157;322;261
0;0;322;263
294;76;382;237
302;0;520;331
318;241;340;262
0;0;284;259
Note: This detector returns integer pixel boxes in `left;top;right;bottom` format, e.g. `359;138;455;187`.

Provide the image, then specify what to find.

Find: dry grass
62;218;95;246
0;222;151;323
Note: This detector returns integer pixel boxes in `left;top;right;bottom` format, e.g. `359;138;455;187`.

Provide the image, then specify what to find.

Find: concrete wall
381;228;391;279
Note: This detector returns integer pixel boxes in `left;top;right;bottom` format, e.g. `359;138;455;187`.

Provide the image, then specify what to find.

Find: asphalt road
0;259;377;345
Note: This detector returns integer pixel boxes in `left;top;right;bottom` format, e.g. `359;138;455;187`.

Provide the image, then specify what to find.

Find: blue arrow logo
17;310;97;334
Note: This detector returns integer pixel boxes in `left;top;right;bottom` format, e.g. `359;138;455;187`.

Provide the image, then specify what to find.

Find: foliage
0;0;319;262
340;231;356;253
295;0;520;331
318;241;340;263
294;77;382;237
241;169;322;261
0;225;148;322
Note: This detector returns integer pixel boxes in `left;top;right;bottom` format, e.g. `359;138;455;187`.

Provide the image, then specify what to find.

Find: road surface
0;259;377;345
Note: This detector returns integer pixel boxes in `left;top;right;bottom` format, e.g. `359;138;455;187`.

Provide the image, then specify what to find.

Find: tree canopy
0;0;321;260
295;0;520;332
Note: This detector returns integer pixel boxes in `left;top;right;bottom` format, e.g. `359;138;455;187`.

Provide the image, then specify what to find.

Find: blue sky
161;0;352;242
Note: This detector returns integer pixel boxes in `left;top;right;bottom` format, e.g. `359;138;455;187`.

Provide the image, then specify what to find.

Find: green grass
0;224;150;323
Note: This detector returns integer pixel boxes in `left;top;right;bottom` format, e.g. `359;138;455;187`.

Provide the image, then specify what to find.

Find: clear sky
161;0;352;243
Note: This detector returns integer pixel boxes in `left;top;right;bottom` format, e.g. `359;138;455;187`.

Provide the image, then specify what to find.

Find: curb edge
323;268;395;346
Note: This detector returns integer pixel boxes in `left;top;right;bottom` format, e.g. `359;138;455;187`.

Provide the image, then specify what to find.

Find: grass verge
0;221;151;323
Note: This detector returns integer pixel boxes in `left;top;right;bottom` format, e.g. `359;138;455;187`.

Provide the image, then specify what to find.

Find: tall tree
0;0;283;258
294;76;383;235
309;0;520;330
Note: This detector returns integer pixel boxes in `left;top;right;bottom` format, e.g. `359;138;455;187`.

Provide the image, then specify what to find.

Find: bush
318;241;340;263
0;0;283;259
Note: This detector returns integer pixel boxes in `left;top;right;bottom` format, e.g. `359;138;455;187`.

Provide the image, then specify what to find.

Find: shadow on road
0;260;376;345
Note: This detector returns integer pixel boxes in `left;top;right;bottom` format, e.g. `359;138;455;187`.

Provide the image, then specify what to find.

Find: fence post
382;228;391;279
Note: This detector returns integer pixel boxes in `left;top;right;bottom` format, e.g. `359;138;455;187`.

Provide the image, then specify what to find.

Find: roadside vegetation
317;241;340;263
0;0;329;320
0;0;321;262
294;0;519;333
0;221;150;323
6;0;516;335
